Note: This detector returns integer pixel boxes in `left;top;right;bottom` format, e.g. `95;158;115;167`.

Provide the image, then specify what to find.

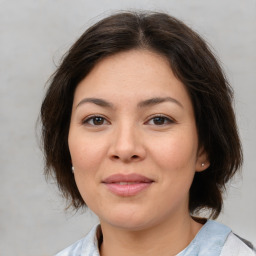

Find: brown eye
92;117;105;125
83;116;108;126
152;117;166;125
147;115;174;126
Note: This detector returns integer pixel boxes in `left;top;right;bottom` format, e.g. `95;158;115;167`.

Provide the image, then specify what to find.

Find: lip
102;173;154;197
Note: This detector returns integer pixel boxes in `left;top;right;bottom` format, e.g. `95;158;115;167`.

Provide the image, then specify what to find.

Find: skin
68;50;210;256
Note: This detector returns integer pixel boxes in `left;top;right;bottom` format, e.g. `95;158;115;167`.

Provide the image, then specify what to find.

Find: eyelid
81;114;176;126
82;114;110;126
145;114;177;125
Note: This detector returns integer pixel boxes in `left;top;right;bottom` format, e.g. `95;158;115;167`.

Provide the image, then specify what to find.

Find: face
68;50;208;231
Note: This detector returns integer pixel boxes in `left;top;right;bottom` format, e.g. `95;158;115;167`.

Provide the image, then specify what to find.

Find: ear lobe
196;147;210;172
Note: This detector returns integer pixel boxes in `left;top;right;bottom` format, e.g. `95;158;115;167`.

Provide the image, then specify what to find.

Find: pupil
94;117;104;125
154;117;165;125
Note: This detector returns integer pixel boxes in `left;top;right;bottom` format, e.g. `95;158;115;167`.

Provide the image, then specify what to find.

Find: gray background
0;0;255;255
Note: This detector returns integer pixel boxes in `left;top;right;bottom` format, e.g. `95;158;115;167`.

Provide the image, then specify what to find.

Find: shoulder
55;237;84;256
220;232;256;256
182;220;255;256
55;225;101;256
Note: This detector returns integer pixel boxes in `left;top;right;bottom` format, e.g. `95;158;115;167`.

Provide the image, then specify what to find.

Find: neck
99;215;203;256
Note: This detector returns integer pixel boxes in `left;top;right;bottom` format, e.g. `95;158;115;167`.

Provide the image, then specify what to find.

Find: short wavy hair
41;11;242;219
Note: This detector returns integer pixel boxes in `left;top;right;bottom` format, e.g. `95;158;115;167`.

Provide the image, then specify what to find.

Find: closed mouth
115;182;145;185
102;173;154;196
102;173;154;184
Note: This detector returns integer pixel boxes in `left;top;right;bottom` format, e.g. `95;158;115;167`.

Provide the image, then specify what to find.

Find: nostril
112;155;139;160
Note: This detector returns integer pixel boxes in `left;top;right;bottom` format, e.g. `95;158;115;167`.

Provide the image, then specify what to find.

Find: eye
146;115;175;126
82;115;109;126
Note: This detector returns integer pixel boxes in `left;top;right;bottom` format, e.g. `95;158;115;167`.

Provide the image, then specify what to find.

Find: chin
99;208;159;232
107;219;153;231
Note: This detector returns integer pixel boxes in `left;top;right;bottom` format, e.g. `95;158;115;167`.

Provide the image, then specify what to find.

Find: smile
102;173;154;196
117;182;140;185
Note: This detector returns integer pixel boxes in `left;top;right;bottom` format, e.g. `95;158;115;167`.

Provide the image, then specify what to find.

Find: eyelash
145;115;176;126
82;114;175;127
82;115;110;126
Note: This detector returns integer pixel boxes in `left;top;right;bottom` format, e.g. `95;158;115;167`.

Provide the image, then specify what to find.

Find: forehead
73;50;192;110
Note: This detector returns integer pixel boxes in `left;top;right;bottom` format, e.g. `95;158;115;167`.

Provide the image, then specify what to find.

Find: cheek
68;134;110;203
150;133;198;172
69;139;105;205
151;136;197;203
69;133;106;171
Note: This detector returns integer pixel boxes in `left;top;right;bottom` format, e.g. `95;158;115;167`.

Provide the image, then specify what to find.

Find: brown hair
40;11;242;218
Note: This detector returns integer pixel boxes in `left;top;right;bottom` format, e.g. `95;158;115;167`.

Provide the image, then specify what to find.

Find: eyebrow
76;96;183;109
138;97;183;108
76;98;114;109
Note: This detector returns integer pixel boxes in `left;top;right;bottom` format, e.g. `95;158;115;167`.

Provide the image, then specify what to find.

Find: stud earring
72;166;74;173
201;163;205;167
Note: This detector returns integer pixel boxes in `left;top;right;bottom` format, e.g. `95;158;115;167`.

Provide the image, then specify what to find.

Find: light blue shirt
56;220;255;256
177;220;230;255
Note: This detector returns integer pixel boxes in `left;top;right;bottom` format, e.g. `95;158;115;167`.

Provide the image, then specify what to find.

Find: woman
40;11;255;255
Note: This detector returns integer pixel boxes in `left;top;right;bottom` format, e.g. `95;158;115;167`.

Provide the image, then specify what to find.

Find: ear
195;147;210;172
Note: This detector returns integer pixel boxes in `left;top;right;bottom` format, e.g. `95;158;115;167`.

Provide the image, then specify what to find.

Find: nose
108;123;146;163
